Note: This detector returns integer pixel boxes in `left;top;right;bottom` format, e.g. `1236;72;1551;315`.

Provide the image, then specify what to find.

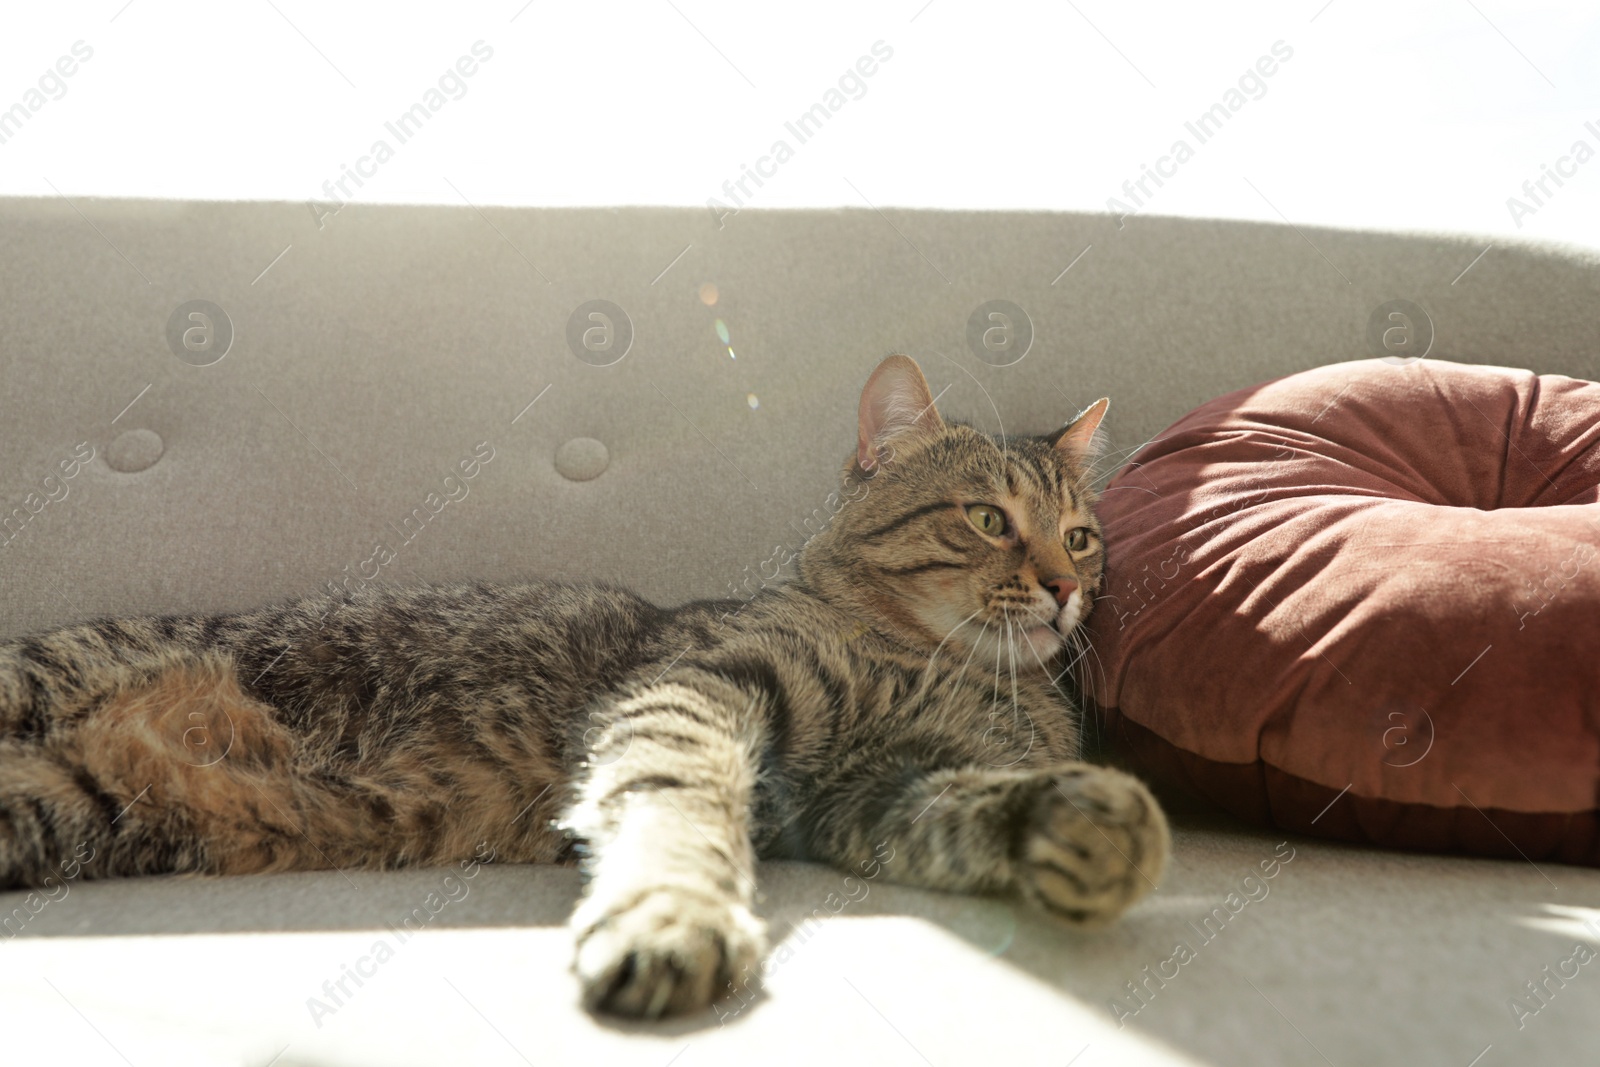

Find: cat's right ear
857;355;943;472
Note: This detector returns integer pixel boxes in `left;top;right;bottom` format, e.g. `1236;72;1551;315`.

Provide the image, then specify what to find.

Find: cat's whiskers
1001;609;1018;716
988;608;1010;748
1082;453;1131;483
1051;628;1094;687
1083;431;1170;479
1060;624;1112;757
1011;616;1026;733
1073;598;1112;695
1004;607;1019;731
947;614;993;693
1070;627;1096;678
1058;623;1110;704
911;606;986;705
1020;616;1062;680
989;609;1007;718
1083;638;1111;703
1000;606;1036;765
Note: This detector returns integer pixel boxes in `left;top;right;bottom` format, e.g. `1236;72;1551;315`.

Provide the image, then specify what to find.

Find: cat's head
799;355;1108;674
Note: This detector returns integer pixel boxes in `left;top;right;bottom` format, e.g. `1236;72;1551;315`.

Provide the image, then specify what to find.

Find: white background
1;1;1597;248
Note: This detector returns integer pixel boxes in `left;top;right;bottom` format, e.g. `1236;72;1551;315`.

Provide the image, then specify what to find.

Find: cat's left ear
1048;397;1110;463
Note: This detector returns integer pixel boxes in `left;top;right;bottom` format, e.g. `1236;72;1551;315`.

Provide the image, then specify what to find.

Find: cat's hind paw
1015;765;1170;926
573;885;766;1018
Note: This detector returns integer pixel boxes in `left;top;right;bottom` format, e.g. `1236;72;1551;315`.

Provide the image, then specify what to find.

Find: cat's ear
1048;397;1110;464
857;355;943;471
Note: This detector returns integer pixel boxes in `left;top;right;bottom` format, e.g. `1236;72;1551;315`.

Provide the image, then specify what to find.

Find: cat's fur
0;355;1168;1017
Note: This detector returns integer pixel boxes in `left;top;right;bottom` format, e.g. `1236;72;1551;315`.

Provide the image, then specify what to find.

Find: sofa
2;198;1597;1065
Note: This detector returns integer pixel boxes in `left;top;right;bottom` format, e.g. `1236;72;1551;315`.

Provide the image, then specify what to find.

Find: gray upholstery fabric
2;200;1598;1065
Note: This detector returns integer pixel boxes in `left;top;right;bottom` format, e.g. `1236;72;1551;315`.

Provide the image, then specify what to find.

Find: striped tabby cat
0;354;1167;1017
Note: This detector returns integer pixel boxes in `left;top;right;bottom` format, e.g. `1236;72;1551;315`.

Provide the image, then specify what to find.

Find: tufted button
554;437;609;481
106;429;164;472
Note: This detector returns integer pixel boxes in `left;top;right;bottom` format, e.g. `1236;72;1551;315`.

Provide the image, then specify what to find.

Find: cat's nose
1042;576;1078;606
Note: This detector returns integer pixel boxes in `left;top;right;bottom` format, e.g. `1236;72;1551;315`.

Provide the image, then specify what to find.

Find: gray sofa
3;199;1597;1066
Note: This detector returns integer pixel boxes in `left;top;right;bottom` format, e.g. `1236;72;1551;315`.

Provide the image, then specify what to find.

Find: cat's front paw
573;885;766;1018
1015;765;1169;926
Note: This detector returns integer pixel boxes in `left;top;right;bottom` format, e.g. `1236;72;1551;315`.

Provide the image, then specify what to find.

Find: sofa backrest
2;200;1595;634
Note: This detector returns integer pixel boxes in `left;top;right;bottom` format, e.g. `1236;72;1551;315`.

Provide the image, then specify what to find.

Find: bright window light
2;2;1596;248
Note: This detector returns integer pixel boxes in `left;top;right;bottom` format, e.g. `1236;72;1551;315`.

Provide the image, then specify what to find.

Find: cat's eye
1066;527;1094;553
966;504;1007;537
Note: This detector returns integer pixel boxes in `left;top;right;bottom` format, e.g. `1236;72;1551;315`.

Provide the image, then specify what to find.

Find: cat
0;354;1168;1017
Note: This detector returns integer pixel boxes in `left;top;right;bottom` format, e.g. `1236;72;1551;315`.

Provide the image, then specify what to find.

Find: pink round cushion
1087;359;1600;864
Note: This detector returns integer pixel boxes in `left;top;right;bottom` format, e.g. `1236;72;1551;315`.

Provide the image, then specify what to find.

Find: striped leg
564;673;768;1018
808;759;1169;925
0;742;122;891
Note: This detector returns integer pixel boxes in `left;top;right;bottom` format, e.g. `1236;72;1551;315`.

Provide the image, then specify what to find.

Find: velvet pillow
1087;359;1600;865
